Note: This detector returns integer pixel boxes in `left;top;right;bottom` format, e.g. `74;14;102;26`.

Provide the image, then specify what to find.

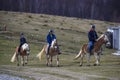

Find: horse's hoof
22;64;24;66
46;64;49;66
57;65;60;67
17;64;19;66
25;63;27;64
79;64;82;67
93;64;97;66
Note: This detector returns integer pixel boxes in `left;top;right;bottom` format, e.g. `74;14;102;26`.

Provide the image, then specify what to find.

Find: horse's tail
11;47;18;62
11;52;16;62
36;45;45;61
74;44;88;60
74;50;82;60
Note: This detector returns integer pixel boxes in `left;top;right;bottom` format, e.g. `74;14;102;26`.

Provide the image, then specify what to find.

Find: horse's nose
106;41;111;46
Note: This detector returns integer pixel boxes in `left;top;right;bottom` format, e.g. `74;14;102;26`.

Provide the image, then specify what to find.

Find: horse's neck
95;38;104;49
51;40;57;48
51;42;54;48
51;44;57;49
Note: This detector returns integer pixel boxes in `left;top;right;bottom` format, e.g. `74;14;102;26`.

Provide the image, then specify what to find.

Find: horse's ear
104;32;108;35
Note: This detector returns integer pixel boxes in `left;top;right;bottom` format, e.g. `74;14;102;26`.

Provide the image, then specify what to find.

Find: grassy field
0;11;120;80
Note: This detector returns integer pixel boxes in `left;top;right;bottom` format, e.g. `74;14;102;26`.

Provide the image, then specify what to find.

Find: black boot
58;50;61;55
46;46;49;55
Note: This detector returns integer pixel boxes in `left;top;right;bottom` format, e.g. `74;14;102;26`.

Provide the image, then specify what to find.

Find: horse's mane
22;43;29;50
51;39;57;48
96;34;104;41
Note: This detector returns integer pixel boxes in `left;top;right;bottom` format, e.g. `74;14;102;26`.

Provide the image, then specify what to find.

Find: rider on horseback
88;24;98;54
46;29;61;55
18;32;27;54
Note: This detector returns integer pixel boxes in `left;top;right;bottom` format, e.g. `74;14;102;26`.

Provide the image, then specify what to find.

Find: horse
74;34;109;66
11;43;30;66
37;39;60;67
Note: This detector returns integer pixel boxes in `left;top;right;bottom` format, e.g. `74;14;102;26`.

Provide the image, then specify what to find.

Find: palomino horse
37;39;60;67
11;43;30;66
74;34;109;66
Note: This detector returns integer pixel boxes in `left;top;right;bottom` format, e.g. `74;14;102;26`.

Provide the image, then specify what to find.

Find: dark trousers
18;44;23;52
46;44;51;55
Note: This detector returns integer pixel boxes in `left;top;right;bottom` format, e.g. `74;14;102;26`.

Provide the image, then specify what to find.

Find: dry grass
0;11;120;80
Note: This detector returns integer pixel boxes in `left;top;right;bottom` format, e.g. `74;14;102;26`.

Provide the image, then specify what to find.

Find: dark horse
11;43;30;66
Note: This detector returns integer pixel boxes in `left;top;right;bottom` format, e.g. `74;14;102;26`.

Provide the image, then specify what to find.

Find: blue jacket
88;30;98;42
20;36;27;45
47;34;56;45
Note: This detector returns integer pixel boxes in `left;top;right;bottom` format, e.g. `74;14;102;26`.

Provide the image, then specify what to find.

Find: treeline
0;0;120;22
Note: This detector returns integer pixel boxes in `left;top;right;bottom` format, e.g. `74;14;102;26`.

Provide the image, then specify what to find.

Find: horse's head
104;34;109;43
104;32;112;47
97;34;109;44
51;39;57;48
22;43;30;54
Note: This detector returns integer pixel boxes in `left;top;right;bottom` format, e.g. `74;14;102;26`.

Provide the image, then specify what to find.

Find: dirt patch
0;74;27;80
0;65;118;80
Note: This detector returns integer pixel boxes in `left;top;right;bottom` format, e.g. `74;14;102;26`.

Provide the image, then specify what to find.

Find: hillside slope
0;11;120;53
0;11;120;80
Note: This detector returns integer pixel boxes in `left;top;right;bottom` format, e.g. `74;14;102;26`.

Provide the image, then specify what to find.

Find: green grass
0;11;120;80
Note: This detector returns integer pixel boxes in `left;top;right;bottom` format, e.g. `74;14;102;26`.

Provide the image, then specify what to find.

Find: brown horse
74;34;109;66
11;43;30;66
37;39;60;67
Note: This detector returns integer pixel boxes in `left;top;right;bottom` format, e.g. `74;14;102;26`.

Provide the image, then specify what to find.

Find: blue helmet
91;24;95;29
49;29;54;33
20;32;24;36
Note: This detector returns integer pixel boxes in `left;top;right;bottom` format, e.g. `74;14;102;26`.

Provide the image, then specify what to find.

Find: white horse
11;43;30;66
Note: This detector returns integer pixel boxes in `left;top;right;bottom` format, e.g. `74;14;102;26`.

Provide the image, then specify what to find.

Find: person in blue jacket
18;32;27;53
46;29;56;55
88;24;98;54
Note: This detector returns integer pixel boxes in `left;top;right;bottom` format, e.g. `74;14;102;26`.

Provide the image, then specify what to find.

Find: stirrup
58;51;61;55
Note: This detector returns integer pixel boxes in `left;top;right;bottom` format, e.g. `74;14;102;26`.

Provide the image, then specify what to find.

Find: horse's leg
98;54;101;65
50;56;53;67
94;53;100;66
86;53;91;66
79;53;84;66
25;55;28;64
16;53;19;66
46;55;49;66
56;55;59;67
21;56;24;66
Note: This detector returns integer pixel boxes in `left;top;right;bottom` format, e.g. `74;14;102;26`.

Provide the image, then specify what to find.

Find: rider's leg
88;41;94;55
46;44;50;55
18;44;22;54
